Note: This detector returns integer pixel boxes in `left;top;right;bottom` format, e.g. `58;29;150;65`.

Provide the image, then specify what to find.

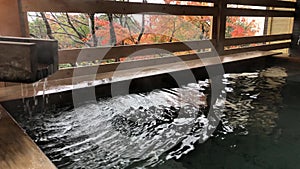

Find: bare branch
51;13;89;46
136;0;147;44
29;33;38;38
71;18;89;27
65;13;86;39
40;12;55;39
170;17;178;42
53;31;81;39
32;14;78;30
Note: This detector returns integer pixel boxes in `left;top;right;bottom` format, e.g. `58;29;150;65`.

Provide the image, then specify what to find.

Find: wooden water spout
0;36;58;83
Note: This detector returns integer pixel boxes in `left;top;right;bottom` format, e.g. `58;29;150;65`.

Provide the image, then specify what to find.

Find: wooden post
290;0;300;57
213;0;226;56
0;0;29;87
0;0;29;37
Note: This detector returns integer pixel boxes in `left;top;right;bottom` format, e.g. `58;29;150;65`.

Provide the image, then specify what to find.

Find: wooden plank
224;34;292;46
225;8;295;17
225;0;296;8
0;105;56;169
178;0;217;3
58;40;216;64
54;51;218;79
0;83;5;88
223;42;291;55
4;82;22;87
22;0;217;16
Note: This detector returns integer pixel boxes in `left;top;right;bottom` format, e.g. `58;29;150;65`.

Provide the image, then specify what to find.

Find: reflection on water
219;67;286;136
13;67;291;169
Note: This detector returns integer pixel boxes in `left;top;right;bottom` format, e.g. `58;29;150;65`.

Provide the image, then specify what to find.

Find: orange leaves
81;34;92;42
231;25;245;38
182;16;210;25
95;18;109;27
226;16;260;38
94;18;130;46
120;33;179;45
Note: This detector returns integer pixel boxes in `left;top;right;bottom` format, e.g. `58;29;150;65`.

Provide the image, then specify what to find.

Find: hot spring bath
6;65;300;169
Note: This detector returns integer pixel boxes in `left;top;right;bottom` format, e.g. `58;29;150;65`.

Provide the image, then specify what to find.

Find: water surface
13;67;300;169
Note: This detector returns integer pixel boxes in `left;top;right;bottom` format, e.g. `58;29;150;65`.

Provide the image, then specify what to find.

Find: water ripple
13;67;287;169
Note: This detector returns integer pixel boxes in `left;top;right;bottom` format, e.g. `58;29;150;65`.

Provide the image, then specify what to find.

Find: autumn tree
28;1;260;49
29;12;91;48
162;0;260;40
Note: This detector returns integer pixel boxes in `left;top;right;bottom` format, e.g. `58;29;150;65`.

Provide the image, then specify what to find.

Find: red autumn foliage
82;1;260;47
94;17;130;46
226;16;259;38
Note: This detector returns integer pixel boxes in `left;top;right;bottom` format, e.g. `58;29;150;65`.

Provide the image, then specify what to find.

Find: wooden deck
0;105;56;169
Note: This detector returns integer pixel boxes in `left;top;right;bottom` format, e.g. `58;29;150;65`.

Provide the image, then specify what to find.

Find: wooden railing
21;0;217;15
19;0;296;80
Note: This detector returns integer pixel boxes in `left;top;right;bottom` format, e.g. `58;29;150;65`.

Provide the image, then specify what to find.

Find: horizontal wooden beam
58;40;216;64
225;0;296;8
22;0;217;16
55;51;218;79
224;34;292;46
175;0;217;3
225;8;295;17
0;51;278;103
223;42;291;55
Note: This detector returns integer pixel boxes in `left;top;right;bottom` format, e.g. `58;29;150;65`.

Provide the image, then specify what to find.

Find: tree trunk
89;13;98;47
107;14;117;46
137;14;145;44
136;0;147;44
